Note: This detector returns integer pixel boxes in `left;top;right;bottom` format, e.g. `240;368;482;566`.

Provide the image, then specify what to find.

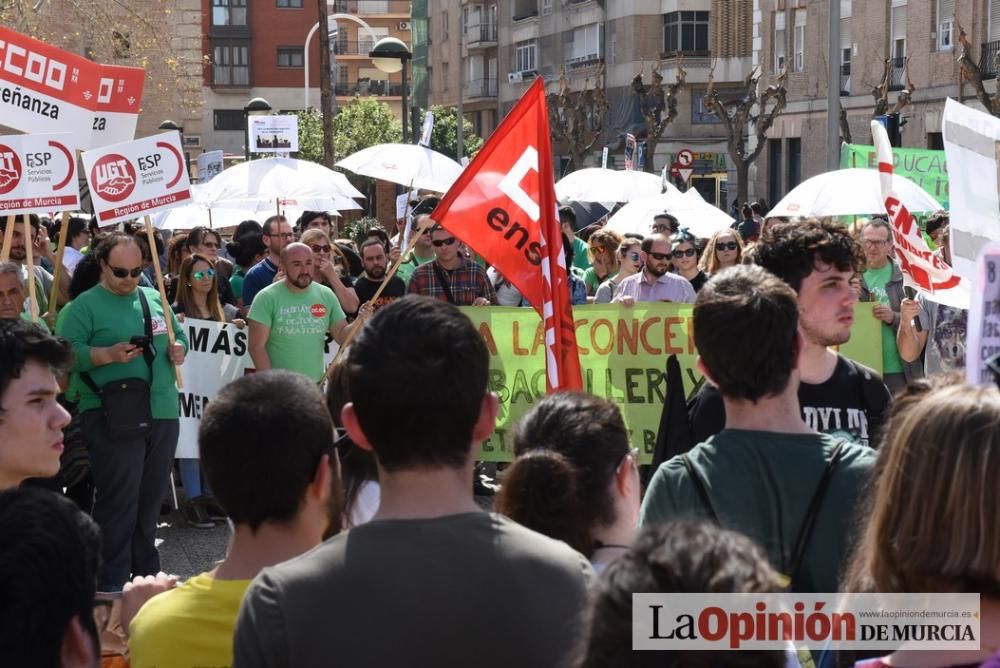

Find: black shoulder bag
81;290;155;442
432;262;458;304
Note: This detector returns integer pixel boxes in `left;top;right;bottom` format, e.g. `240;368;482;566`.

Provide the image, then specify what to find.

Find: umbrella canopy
555;168;679;203
606;190;734;239
565;201;612;232
197;157;365;211
766;168;943;218
336;143;464;193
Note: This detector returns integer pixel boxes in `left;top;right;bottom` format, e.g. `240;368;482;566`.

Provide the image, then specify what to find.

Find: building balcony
465;77;497;98
332;0;411;15
333;40;377;56
660;49;712;67
335;80;403;97
888;56;906;91
465;22;497;47
980;39;1000;80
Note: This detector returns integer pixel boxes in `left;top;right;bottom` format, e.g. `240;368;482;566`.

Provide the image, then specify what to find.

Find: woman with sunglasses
300;228;360;316
56;232;188;591
699;229;745;275
583;228;624;297
171;253;244;528
496;392;641;574
185;227;237;306
670;230;709;292
594;238;642;304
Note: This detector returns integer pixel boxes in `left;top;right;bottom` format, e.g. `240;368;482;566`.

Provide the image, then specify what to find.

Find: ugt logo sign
0;145;22;195
91;153;136;202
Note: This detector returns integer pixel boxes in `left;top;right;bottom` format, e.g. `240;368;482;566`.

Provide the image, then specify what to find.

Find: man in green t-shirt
394;218;436;285
640;266;874;593
859;219;920;394
248;243;359;382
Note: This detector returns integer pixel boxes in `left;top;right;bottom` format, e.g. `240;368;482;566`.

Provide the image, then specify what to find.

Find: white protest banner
0;133;78;214
196;150;224;183
175;318;338;458
0;27;103;148
87;63;145;149
965;243;1000;386
249;115;299;154
942;97;1000;282
82;131;192;226
872;119;971;309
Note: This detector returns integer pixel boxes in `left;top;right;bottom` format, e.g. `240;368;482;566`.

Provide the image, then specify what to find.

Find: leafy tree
294;109;325;164
343;216;386;248
417;106;484;160
333;97;402;159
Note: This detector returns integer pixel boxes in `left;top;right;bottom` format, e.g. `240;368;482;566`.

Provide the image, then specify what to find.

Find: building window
213;109;245;131
768;138;784;205
212;0;247;26
277;47;304;68
937;0;954;50
515;40;536;72
442;60;449;92
793;10;806;72
442;10;449;41
788;138;802;190
565;23;603;65
774;12;786;72
213;42;250;86
663;11;709;56
542;0;553;15
277;0;303;6
927;132;944;149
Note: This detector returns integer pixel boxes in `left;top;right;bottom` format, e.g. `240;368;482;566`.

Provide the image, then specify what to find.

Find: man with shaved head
248;242;350;381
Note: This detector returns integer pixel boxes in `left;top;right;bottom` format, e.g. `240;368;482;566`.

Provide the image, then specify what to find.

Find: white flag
419;110;434;147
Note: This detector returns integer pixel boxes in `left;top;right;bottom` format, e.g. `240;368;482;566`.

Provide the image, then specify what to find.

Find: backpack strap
80;289;155;395
682;453;720;524
786;440;847;585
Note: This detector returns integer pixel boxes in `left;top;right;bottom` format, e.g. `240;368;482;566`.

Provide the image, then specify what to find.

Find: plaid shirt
407;258;498;306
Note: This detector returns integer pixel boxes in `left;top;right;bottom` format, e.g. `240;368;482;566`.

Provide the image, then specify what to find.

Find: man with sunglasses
651;213;679;236
407;224;497;306
128;371;339;668
241;215;292;308
612;234;696;305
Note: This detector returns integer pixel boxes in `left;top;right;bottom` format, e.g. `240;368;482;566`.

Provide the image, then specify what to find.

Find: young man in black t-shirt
688;219;891;448
353;238;406;313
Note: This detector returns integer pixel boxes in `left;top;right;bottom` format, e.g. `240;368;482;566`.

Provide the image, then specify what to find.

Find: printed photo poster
82;131;192;225
249;115;299;153
0;132;79;215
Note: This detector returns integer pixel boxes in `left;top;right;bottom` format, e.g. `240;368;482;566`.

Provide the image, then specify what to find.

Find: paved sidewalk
156;508;230;579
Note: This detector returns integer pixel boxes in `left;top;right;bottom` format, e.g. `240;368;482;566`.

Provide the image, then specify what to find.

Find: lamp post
158;120;190;177
369;37;412;144
243;97;272;162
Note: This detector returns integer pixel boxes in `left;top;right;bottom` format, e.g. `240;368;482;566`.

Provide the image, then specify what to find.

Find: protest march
3;16;1000;668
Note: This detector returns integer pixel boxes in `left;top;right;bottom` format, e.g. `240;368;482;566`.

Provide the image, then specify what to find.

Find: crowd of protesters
0;195;993;668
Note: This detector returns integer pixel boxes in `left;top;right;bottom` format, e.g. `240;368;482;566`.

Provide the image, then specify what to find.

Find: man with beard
612;233;696;305
688;219;891;448
354;239;406;313
127;371;341;668
242;215;292;308
248;243;349;381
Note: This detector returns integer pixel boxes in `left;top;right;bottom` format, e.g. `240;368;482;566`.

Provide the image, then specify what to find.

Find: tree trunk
735;160;750;205
317;0;335;168
643;137;657;174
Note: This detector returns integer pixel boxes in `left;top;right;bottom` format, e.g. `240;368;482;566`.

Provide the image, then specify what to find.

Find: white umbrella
555;168;679;203
336;143;464;193
198;157;365;211
766;168;943;218
606;190;734;239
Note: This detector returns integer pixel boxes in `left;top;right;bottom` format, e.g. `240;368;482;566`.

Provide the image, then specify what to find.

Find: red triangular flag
432;78;583;391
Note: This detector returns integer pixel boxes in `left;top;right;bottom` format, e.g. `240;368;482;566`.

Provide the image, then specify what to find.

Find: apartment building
202;0;411;158
754;0;997;206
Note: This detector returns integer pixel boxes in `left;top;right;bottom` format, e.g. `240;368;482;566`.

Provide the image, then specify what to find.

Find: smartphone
129;335;150;349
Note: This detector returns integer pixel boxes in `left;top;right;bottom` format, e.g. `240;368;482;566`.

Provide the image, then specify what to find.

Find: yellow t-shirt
128;572;251;668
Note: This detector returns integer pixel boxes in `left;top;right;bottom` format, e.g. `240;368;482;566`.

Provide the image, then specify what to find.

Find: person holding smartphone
57;232;188;593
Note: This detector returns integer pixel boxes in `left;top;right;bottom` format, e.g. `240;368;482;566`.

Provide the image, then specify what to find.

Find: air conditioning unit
398;21;411;30
508;71;523;83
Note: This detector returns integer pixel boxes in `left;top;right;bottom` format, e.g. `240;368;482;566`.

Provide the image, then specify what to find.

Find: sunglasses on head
717;241;739;252
192;268;216;281
672;248;696;258
110;265;143;279
309;244;332;254
432;237;457;248
648;251;671;261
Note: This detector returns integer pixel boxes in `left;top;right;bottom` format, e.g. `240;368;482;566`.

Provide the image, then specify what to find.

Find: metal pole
243;110;250;162
402;61;409;144
457;39;464;159
827;0;841;171
303;22;320;109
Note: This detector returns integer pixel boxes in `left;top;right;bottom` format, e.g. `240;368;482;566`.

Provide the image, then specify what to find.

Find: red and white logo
91;153;136;202
0;145;22;195
310;303;327;318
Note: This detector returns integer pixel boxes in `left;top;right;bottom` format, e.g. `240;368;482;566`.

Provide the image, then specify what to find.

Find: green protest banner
841;143;949;209
462;302;883;463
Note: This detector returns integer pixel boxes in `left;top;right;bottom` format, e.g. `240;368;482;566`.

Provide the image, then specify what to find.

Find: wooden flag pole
0;215;15;262
143;215;183;388
46;211;72;328
318;217;432;385
22;214;38;323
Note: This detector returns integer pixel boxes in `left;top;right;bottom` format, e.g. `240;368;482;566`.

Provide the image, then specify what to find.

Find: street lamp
369;37;412;144
159;120;190;177
243;97;272;161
